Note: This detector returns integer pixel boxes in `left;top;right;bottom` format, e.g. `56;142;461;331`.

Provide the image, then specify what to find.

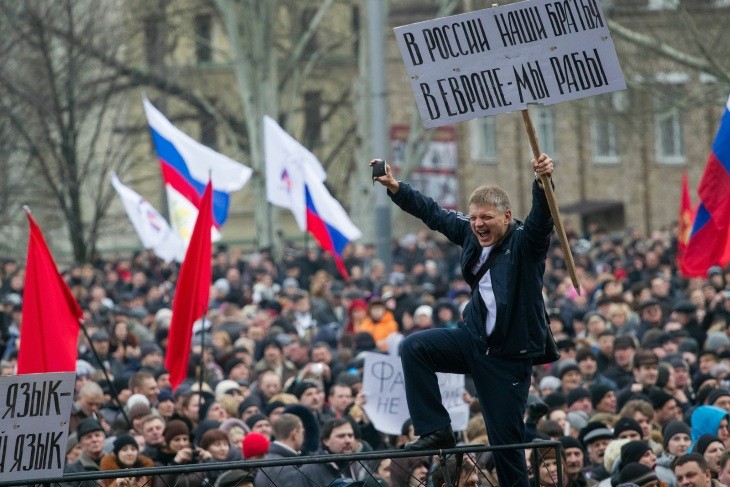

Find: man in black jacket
254;413;305;487
61;418;106;487
371;154;555;487
300;418;365;486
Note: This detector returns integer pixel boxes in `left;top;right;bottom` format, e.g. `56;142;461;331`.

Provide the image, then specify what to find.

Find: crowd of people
1;212;729;487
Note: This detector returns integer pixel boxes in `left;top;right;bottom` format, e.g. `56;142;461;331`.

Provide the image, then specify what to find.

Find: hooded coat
690;406;729;452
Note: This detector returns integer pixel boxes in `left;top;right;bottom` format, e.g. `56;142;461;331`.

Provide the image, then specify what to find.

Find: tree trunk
215;0;280;253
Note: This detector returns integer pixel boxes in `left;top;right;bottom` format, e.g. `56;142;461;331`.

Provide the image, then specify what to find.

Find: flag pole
197;310;208;421
78;322;131;428
198;171;211;411
521;109;581;294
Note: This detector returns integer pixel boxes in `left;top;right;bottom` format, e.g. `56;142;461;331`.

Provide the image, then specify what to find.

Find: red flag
676;171;694;270
164;181;213;391
17;210;83;374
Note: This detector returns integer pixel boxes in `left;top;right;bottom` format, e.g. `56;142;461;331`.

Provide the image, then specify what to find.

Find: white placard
0;372;75;482
394;0;626;128
362;352;469;436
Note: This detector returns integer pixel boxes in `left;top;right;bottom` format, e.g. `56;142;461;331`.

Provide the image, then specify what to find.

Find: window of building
304;91;322;147
470;117;497;163
590;95;619;163
531;105;556;156
654;91;685;164
144;17;163;67
194;14;212;63
199;109;217;149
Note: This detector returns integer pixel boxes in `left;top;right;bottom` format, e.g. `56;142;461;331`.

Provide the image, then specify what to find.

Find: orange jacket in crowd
356;310;399;351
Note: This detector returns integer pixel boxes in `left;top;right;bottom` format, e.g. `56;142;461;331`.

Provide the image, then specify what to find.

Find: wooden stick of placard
521;109;581;294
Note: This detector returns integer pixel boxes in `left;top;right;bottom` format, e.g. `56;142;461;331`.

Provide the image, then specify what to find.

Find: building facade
105;0;730;256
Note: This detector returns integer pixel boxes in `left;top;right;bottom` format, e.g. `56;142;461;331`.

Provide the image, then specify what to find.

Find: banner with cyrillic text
0;372;75;482
394;0;626;128
362;352;469;435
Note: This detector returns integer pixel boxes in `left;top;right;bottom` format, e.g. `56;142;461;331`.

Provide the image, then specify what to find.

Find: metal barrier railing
6;440;562;487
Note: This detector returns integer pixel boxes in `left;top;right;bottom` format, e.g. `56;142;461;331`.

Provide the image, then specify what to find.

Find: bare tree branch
607;18;730;86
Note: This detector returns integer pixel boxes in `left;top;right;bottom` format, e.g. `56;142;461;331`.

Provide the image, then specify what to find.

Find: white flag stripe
142;96;253;192
303;162;362;240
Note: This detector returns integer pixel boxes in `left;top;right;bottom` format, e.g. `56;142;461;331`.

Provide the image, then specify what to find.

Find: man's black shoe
404;425;456;451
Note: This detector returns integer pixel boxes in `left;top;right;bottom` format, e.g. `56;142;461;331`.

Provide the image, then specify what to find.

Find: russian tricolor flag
681;95;730;277
264;116;361;279
304;171;361;279
142;96;252;243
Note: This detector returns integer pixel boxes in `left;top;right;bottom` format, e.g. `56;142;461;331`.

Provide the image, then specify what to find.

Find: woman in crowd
344;299;368;335
536;447;568;487
220;418;247;458
199;428;237;484
100;434;154;487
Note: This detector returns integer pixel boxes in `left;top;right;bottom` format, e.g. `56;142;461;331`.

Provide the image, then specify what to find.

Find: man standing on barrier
371;153;555;487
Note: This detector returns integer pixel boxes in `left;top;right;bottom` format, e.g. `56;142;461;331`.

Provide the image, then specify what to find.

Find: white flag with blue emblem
111;172;185;263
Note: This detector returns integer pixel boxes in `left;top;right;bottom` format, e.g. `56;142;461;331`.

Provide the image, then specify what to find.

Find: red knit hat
242;432;269;459
348;299;368;314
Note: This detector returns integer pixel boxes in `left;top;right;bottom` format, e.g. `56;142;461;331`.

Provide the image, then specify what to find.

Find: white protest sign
362;352;469;435
394;0;626;128
0;372;75;482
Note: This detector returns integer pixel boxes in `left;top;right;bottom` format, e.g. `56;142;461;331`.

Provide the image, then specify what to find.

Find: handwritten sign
394;0;626;128
362;352;469;435
0;372;75;482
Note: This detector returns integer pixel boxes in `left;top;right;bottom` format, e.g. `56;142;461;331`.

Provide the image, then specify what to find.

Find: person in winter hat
617;463;657;487
242;432;270;459
656;420;692;487
694;434;725;476
99;434;154;487
63;418;106;480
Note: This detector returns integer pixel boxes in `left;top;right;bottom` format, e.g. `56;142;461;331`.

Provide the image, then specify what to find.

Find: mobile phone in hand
372;159;386;178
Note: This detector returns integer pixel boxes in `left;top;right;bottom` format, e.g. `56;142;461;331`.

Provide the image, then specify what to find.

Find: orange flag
18;210;83;374
164;181;213;391
677;170;694;271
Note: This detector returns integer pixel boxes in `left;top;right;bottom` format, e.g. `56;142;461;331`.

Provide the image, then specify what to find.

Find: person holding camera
100;434;154;487
371;154;555;487
702;287;730;332
153;419;212;487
